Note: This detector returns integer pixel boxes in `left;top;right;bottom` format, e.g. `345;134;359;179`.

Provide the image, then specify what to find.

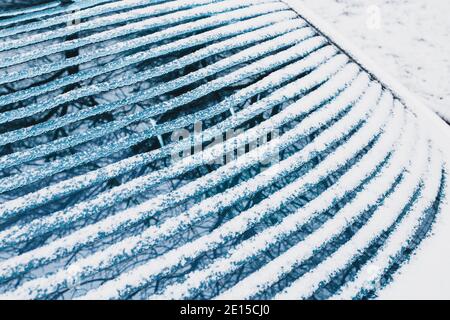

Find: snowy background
301;0;450;123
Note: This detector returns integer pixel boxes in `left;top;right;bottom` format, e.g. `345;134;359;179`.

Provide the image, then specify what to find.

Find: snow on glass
0;0;447;300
